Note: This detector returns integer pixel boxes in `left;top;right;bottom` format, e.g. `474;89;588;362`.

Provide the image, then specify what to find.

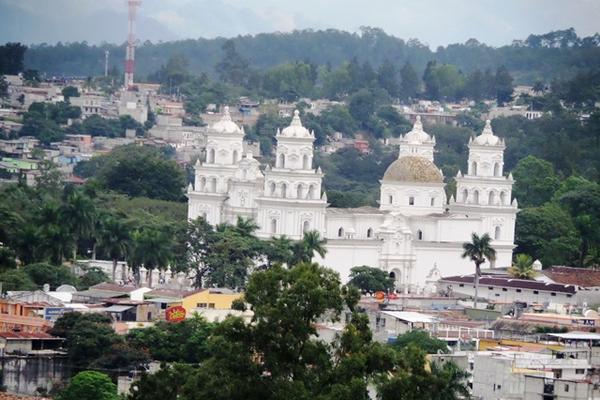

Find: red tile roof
543;266;600;287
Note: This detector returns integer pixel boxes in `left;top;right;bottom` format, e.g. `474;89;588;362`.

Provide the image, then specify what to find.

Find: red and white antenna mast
124;0;141;89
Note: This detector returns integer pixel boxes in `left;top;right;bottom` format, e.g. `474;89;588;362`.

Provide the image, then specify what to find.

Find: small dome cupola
402;116;434;144
211;106;243;135
472;120;503;146
279;110;313;139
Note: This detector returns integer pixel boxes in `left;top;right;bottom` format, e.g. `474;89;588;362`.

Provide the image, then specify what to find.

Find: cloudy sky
1;0;599;48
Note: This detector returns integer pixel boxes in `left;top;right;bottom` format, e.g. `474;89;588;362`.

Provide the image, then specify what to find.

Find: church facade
187;107;518;293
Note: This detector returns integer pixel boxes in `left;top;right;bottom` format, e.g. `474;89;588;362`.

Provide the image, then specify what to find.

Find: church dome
279;110;313;138
211;106;243;134
402;116;434;144
383;156;443;183
472;119;502;146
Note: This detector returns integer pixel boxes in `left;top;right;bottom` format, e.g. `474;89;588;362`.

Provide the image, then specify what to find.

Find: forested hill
23;27;600;83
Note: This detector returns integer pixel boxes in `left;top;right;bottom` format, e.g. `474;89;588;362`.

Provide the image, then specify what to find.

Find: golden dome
383;156;443;183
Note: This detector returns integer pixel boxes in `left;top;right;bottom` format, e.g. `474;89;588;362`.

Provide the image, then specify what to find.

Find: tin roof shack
0;332;63;355
100;299;160;322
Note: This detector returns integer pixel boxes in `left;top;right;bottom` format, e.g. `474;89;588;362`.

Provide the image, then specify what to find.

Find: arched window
488;191;496;205
303;221;310;232
409;196;415;205
462;189;468;203
232;150;239;164
500;191;507;205
210;178;217;193
367;228;373;238
302;154;310;169
473;190;479;204
493;163;500;177
271;219;277;234
308;185;315;199
270;182;276;196
430;197;435;207
200;177;206;192
388;195;393;204
494;226;501;240
279;154;286;168
471;161;478;176
208;148;215;164
417;229;423;240
338;227;344;238
281;183;287;198
296;184;303;199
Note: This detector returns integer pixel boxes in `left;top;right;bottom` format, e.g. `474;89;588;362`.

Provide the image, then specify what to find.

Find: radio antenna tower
104;50;110;77
124;0;141;89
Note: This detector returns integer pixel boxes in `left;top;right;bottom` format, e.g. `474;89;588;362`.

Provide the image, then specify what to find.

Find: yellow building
146;288;242;316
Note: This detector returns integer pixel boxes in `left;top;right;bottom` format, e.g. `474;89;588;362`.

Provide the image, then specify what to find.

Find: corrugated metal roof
549;332;600;341
440;274;576;294
381;311;438;323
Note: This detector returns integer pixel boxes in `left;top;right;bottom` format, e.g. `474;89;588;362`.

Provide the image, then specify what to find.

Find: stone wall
0;354;68;396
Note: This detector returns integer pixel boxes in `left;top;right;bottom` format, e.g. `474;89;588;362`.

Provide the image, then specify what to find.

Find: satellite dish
56;284;77;293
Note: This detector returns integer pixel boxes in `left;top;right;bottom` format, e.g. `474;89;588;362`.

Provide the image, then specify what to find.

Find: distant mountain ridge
20;27;600;84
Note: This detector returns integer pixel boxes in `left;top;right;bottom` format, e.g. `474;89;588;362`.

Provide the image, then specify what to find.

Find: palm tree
233;217;259;236
508;254;536;279
292;230;327;265
60;187;96;261
130;227;172;287
461;232;496;309
265;235;294;267
97;215;131;282
36;201;72;265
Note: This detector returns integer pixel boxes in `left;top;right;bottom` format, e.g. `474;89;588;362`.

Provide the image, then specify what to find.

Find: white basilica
187;107;518;293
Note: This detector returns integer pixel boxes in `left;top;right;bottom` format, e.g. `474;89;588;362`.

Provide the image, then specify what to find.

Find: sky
1;0;599;48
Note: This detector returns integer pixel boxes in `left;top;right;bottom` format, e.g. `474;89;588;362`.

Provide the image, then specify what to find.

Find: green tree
24;263;77;288
291;230;327;265
0;269;37;292
97;215;131;281
129;226;172;287
77;267;109;290
392;330;449;354
348;88;376;126
508;254;536;279
494;65;514;105
58;371;119;400
61;186;96;260
61;86;80;100
399;62;419;100
216;40;249;86
512;155;561;208
348;265;394;294
377;59;400;98
461;233;496;308
0;42;27;74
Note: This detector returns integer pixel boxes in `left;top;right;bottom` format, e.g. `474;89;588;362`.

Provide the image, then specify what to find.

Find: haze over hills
1;0;600;48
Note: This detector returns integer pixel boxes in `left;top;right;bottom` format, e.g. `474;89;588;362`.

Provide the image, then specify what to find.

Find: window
488;287;494;290
494;163;500;177
516;289;522;293
462;189;468;203
417;230;423;240
502;288;507;292
430;197;435;206
232;150;239;164
388;195;393;204
533;290;539;295
303;221;310;232
367;228;373;238
279;153;286;168
270;219;277;234
296;184;303;199
308;185;315;199
567;294;572;298
210;178;217;192
500;191;507;205
303;154;310;169
471;161;478;175
208;148;215;163
564;384;569;393
459;284;464;287
270;182;276;196
281;183;287;198
473;190;479;204
576;369;585;374
338;227;344;238
197;303;208;308
495;226;501;240
489;191;496;205
551;292;556;296
409;196;415;205
208;303;215;309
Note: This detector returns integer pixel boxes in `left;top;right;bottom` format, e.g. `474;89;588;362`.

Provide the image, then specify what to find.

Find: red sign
165;306;186;322
374;291;386;301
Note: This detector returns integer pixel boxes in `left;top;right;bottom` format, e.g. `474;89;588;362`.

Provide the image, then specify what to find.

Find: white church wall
316;240;382;282
325;212;384;240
